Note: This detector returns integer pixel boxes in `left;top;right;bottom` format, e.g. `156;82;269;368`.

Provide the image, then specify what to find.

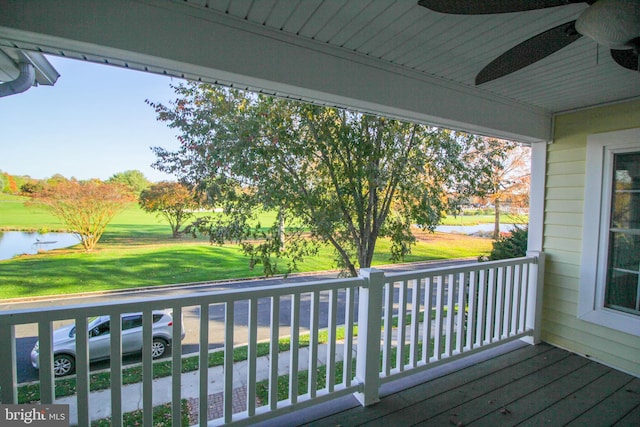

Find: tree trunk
493;198;501;240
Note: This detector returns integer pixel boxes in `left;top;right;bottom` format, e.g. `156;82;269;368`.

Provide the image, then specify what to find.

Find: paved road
1;259;473;383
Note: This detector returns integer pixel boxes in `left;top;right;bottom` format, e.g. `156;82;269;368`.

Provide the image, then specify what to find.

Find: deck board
305;343;557;427
468;360;610;426
286;343;640;427
566;378;640;427
519;366;635;426
422;352;590;426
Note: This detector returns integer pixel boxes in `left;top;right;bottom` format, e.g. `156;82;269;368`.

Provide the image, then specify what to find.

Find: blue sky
0;56;183;182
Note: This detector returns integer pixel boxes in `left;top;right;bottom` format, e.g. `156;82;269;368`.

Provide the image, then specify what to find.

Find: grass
0;196;493;300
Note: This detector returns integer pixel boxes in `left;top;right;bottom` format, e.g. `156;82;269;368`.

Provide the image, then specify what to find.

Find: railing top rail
0;276;364;325
383;256;537;282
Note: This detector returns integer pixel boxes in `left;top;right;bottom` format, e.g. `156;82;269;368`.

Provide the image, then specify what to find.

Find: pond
435;223;522;235
0;231;80;261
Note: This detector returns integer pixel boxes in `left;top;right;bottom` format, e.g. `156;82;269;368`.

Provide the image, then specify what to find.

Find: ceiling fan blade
417;0;588;15
611;49;640;71
476;21;582;85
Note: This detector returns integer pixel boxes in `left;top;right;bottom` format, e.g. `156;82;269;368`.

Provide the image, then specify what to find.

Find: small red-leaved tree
139;181;197;238
29;179;134;250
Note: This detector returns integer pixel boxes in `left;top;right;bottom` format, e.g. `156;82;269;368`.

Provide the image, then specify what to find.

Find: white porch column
527;141;548;253
523;140;548;345
354;268;384;407
525;251;546;344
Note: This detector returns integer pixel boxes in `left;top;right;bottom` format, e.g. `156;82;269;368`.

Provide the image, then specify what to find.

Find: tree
139;181;198;238
148;83;506;276
478;141;530;239
28;180;134;250
107;170;151;195
1;172;18;194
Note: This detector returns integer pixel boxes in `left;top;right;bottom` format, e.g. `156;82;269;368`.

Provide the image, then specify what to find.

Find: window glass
122;315;143;330
90;321;110;337
605;152;640;315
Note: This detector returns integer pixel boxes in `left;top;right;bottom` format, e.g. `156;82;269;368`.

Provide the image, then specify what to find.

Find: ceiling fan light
575;0;640;49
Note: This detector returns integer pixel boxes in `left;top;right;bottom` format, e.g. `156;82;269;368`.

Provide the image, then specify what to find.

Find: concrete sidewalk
57;343;351;425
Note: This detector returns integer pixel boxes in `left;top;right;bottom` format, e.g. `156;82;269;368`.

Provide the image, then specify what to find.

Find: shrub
480;225;528;261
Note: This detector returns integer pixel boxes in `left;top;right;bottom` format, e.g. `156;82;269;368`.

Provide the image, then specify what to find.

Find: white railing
0;253;543;426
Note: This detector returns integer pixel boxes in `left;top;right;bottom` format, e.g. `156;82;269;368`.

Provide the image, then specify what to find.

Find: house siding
542;99;640;376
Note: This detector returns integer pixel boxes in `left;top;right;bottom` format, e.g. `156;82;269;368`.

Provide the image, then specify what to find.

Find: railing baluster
223;302;234;423
327;289;338;392
309;291;320;398
519;263;529;332
343;287;355;387
247;298;258;416
503;265;515;337
199;303;209;427
455;272;466;354
0;324;17;404
142;309;153;427
37;321;54;404
485;268;496;343
511;264;522;334
289;293;300;404
171;306;183;427
445;274;455;357
110;312;123;427
382;282;393;376
494;267;505;341
397;280;408;371
269;296;280;411
466;271;477;351
422;277;433;363
75;316;90;427
433;275;444;361
410;279;421;367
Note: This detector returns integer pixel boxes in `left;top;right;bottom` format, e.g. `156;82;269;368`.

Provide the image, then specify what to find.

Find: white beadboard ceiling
196;0;637;113
0;0;638;141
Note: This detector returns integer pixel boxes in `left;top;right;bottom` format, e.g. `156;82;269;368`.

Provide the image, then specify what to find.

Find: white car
31;310;185;377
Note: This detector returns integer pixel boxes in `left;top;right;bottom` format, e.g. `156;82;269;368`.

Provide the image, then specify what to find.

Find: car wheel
53;354;75;377
151;338;168;359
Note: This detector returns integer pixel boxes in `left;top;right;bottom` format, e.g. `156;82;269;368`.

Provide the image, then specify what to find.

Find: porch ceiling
0;0;638;143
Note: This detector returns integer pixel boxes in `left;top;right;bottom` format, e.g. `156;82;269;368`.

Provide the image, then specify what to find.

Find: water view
435;223;520;235
0;231;79;261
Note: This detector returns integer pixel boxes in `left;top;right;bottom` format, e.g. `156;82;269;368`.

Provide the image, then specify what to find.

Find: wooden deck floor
264;342;639;427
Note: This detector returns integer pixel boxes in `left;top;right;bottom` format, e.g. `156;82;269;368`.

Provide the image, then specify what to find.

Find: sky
0;56;184;182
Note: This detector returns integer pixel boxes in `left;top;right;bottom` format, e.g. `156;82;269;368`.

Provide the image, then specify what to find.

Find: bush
480;225;528;261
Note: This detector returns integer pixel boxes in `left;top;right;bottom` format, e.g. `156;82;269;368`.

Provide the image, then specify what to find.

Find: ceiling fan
417;0;640;84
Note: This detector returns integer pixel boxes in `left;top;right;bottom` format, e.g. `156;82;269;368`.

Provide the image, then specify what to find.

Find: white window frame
578;128;640;336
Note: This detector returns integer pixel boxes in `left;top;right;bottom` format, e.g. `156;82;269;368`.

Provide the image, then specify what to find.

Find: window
122;315;143;331
579;128;640;336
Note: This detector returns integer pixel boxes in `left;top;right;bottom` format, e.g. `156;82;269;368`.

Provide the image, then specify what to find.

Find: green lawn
0;195;493;300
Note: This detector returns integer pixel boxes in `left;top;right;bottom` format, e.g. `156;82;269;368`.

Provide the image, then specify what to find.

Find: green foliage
107;169;151;195
139;181;198;237
20;180;44;195
148;83;506;276
481;225;528;261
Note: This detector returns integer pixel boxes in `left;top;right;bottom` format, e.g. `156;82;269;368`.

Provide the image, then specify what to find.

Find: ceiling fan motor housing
575;0;640;49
